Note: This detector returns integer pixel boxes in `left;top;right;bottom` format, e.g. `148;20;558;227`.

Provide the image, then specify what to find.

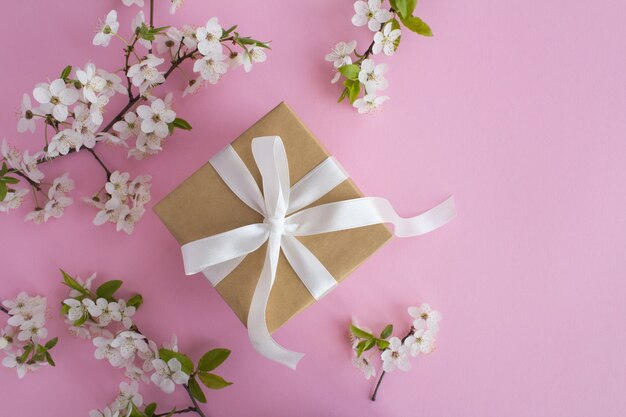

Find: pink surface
1;1;625;416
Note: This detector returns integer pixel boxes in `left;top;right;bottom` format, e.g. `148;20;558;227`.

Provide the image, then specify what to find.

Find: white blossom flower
193;53;228;84
24;208;46;224
63;299;87;322
47;129;81;157
93;336;126;367
136;99;176;138
196;17;223;56
110;331;148;359
135;132;163;153
151;358;189;393
325;41;357;68
408;303;442;332
93;197;122;226
88;94;110;127
32;79;79;122
373;22;401;56
169;0;185;14
89;406;120;417
17;94;36;133
2;293;45;318
358;59;388;93
181;24;199;49
127;55;165;94
116;205;145;234
83;298;121;326
105;171;130;199
122;0;144;6
113;112;140;140
131;11;153;50
2;350;40;378
352;0;393;32
155;27;183;55
43;195;73;221
405;328;436;356
48;173;74;199
162;334;178;352
77;63;107;103
0;336;8;350
242;45;267;73
381;337;411;372
182;78;204;97
66;319;91;339
353;93;389;114
113;380;143;414
138;339;159;372
125;363;150;384
1;138;22;168
117;299;136;329
0;189;28;213
98;68;126;97
352;355;376;379
19;150;44;183
17;315;48;342
94;10;120;47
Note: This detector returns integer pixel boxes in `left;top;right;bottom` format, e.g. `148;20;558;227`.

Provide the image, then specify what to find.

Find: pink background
1;0;625;416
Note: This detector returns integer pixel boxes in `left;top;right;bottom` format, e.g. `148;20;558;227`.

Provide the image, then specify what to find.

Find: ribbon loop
181;136;456;369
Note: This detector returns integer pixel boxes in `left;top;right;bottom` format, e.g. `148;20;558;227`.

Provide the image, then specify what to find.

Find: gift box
154;102;455;368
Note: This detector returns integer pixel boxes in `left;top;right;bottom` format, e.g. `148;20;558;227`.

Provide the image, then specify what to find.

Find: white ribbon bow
181;136;456;369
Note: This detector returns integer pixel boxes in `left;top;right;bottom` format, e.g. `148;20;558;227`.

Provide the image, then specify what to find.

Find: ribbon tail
281;236;337;299
247;233;305;369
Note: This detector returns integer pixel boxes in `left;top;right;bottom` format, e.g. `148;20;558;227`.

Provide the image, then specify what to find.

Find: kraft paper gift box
153;102;393;333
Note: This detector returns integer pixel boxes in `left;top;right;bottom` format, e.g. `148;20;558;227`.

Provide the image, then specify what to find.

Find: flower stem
86;148;112;179
153;407;197;417
370;325;415;401
0;305;9;315
183;384;208;417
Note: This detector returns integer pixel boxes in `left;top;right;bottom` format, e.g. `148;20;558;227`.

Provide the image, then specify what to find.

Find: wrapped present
154;102;456;368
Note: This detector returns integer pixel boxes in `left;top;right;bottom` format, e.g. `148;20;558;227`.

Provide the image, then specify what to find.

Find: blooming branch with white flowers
1;0;269;234
60;270;232;417
325;0;432;113
1;293;58;379
349;303;441;401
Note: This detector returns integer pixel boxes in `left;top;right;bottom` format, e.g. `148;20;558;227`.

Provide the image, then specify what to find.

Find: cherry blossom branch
0;305;9;315
154;407;197;417
370;326;414;401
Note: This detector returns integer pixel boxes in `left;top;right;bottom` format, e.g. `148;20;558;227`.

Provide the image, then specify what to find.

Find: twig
183;385;208;417
154;407;197;417
0;305;9;315
370;326;415;401
86;148;112;179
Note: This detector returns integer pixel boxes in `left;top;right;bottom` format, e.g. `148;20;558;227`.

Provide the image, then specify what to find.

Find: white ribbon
181;136;456;369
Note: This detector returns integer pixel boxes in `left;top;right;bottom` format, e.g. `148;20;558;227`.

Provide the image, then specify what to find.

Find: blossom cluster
83;171;152;234
349;303;441;400
326;0;433;113
1;293;58;379
61;270;232;417
0;0;269;235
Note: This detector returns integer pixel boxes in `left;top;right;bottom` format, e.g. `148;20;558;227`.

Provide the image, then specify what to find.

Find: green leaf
144;403;157;417
222;25;238;37
400;15;433;36
0;183;7;201
45;351;56;366
95;280;123;301
159;349;194;375
348;80;361;104
338;64;360;81
380;324;393;339
127;294;144;309
197;372;233;390
73;314;88;327
139;23;156;41
356;340;367;358
60;65;73;80
350;325;374;340
1;176;19;184
60;303;70;316
0;162;7;175
45;337;58;350
60;270;91;296
338;87;349;103
390;0;417;20
376;339;390;349
198;348;231;372
172;117;193;131
187;377;207;403
165;409;176;417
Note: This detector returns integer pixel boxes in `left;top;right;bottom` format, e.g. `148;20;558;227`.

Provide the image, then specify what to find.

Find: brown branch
370;326;415;401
